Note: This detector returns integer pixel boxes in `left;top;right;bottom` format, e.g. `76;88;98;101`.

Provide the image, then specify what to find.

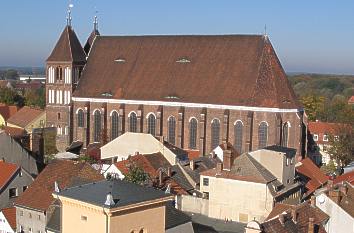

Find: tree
4;69;19;80
124;163;149;185
300;95;325;121
0;87;18;105
24;88;45;109
43;130;58;156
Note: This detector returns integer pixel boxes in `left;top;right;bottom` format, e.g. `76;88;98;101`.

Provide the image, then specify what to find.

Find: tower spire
94;12;98;31
66;3;74;26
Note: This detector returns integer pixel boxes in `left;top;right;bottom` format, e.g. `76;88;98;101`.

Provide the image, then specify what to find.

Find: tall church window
282;122;289;147
168;116;176;145
234;121;243;153
77;109;84;127
93;110;101;142
189;118;198;149
111;111;119;140
258;122;268;149
211;118;220;150
129;112;137;133
55;67;63;81
147;114;156;136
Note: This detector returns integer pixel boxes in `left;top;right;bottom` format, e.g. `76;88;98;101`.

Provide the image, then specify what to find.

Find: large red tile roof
0;161;19;189
0;105;19;121
3;126;26;138
1;207;16;230
15;160;103;211
73;35;300;109
115;154;158;177
296;158;328;196
334;170;354;185
7;106;44;129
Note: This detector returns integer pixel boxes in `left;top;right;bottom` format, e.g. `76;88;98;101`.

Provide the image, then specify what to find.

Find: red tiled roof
7;106;44;128
1;207;16;230
73;35;300;109
186;150;200;160
15;160;103;211
0;105;19;121
0;161;19;189
115;154;158;177
3;126;26;138
308;121;342;144
334;170;354;185
348;96;354;104
296;158;328;196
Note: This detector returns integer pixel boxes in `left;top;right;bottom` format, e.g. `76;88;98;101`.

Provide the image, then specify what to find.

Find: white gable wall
0;211;15;233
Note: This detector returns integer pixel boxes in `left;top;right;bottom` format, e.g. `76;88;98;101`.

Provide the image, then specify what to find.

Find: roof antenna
94;9;98;31
264;24;267;36
66;2;74;26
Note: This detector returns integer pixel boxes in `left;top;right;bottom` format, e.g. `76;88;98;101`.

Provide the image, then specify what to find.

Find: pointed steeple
46;26;86;62
84;15;101;55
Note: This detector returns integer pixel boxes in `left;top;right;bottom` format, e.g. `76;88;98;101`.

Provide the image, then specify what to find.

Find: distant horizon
1;1;354;74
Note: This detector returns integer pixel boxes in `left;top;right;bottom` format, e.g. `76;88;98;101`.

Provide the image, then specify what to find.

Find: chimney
308;217;314;233
327;179;333;189
216;162;223;175
340;184;348;195
329;190;341;204
159;169;163;186
104;192;115;206
134;151;139;156
190;160;195;170
223;150;232;171
279;214;285;225
54;181;60;193
291;209;298;223
210;151;216;159
160;136;164;143
167;167;172;177
310;196;316;207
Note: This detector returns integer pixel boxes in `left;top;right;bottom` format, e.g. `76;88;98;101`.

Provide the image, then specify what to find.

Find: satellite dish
318;195;326;204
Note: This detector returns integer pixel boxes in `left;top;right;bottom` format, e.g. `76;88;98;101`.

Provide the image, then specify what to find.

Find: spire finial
94;10;98;31
66;3;74;26
264;24;267;36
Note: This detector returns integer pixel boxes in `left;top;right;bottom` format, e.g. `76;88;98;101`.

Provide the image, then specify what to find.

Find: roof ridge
246;153;276;183
67;26;74;61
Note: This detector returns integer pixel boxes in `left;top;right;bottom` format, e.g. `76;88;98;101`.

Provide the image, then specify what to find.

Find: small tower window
57;113;61;120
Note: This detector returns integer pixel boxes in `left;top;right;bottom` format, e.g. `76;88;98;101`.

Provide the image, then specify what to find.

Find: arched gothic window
129;112;137;132
234;121;243;153
189;118;198;149
258;122;268;149
147;114;156;136
111;111;119;140
282;122;289;147
168;116;176;145
211;119;220;150
77;109;84;127
93;110;101;142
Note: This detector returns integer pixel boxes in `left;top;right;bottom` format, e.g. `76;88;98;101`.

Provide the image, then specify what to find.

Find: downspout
103;207;109;233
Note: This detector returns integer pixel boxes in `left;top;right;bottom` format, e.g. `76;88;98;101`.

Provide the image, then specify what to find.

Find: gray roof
264;145;297;158
57;179;172;209
45;205;60;233
182;157;220;184
165;203;191;229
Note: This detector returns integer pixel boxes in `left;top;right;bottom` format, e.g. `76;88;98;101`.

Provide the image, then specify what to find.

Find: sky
1;0;354;74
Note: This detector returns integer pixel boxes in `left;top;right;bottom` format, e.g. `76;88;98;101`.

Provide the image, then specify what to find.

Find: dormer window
114;58;126;63
176;57;191;63
313;134;318;141
323;134;328;142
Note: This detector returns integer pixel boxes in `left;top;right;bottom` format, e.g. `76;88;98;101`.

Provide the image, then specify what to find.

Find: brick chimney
190;160;195;170
308;217;314;233
223;150;232;171
158;169;163;186
167;167;172;177
291;209;298;223
340;184;348;195
310;196;316;207
328;190;341;204
216;162;223;175
279;214;285;225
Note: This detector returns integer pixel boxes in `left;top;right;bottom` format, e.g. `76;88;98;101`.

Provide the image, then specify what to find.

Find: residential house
14;160;103;233
0;207;16;233
48;179;193;233
7;106;46;133
348;96;354;105
333;170;354;186
0;161;33;209
198;147;301;223
315;181;354;233
245;199;329;233
0;105;19;127
0;131;39;176
296;157;329;200
308;121;340;165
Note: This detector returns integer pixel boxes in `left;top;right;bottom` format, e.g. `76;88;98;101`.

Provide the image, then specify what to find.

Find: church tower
45;8;86;151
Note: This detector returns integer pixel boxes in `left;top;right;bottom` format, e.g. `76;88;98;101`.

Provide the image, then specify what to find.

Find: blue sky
1;0;354;74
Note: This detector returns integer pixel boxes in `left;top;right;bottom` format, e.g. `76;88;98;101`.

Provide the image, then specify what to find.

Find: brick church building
45;18;307;158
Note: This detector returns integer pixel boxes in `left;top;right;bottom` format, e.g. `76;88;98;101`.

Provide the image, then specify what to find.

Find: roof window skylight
114;58;126;63
176;57;191;63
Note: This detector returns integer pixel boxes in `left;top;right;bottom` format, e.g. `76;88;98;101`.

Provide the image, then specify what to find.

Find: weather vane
66;2;74;26
94;8;99;31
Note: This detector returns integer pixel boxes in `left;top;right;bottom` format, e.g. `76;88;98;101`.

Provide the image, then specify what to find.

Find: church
45;15;307;158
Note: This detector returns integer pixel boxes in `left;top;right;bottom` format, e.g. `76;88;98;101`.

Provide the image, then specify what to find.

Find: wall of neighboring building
16;207;46;233
166;222;194;233
0;211;15;233
200;175;273;223
0;114;5;126
24;112;46;133
73;101;305;157
315;193;354;233
0;169;33;209
178;195;209;216
0;133;38;176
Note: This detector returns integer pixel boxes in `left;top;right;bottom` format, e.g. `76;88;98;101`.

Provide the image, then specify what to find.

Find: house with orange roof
7;106;45;133
0;160;33;209
14;160;103;233
0;207;16;233
308;121;341;165
334;170;354;186
295;157;329;199
348;95;354;105
0;105;19;127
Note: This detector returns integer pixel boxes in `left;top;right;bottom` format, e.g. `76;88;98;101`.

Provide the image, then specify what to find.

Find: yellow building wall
0;115;5;126
7;112;46;132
